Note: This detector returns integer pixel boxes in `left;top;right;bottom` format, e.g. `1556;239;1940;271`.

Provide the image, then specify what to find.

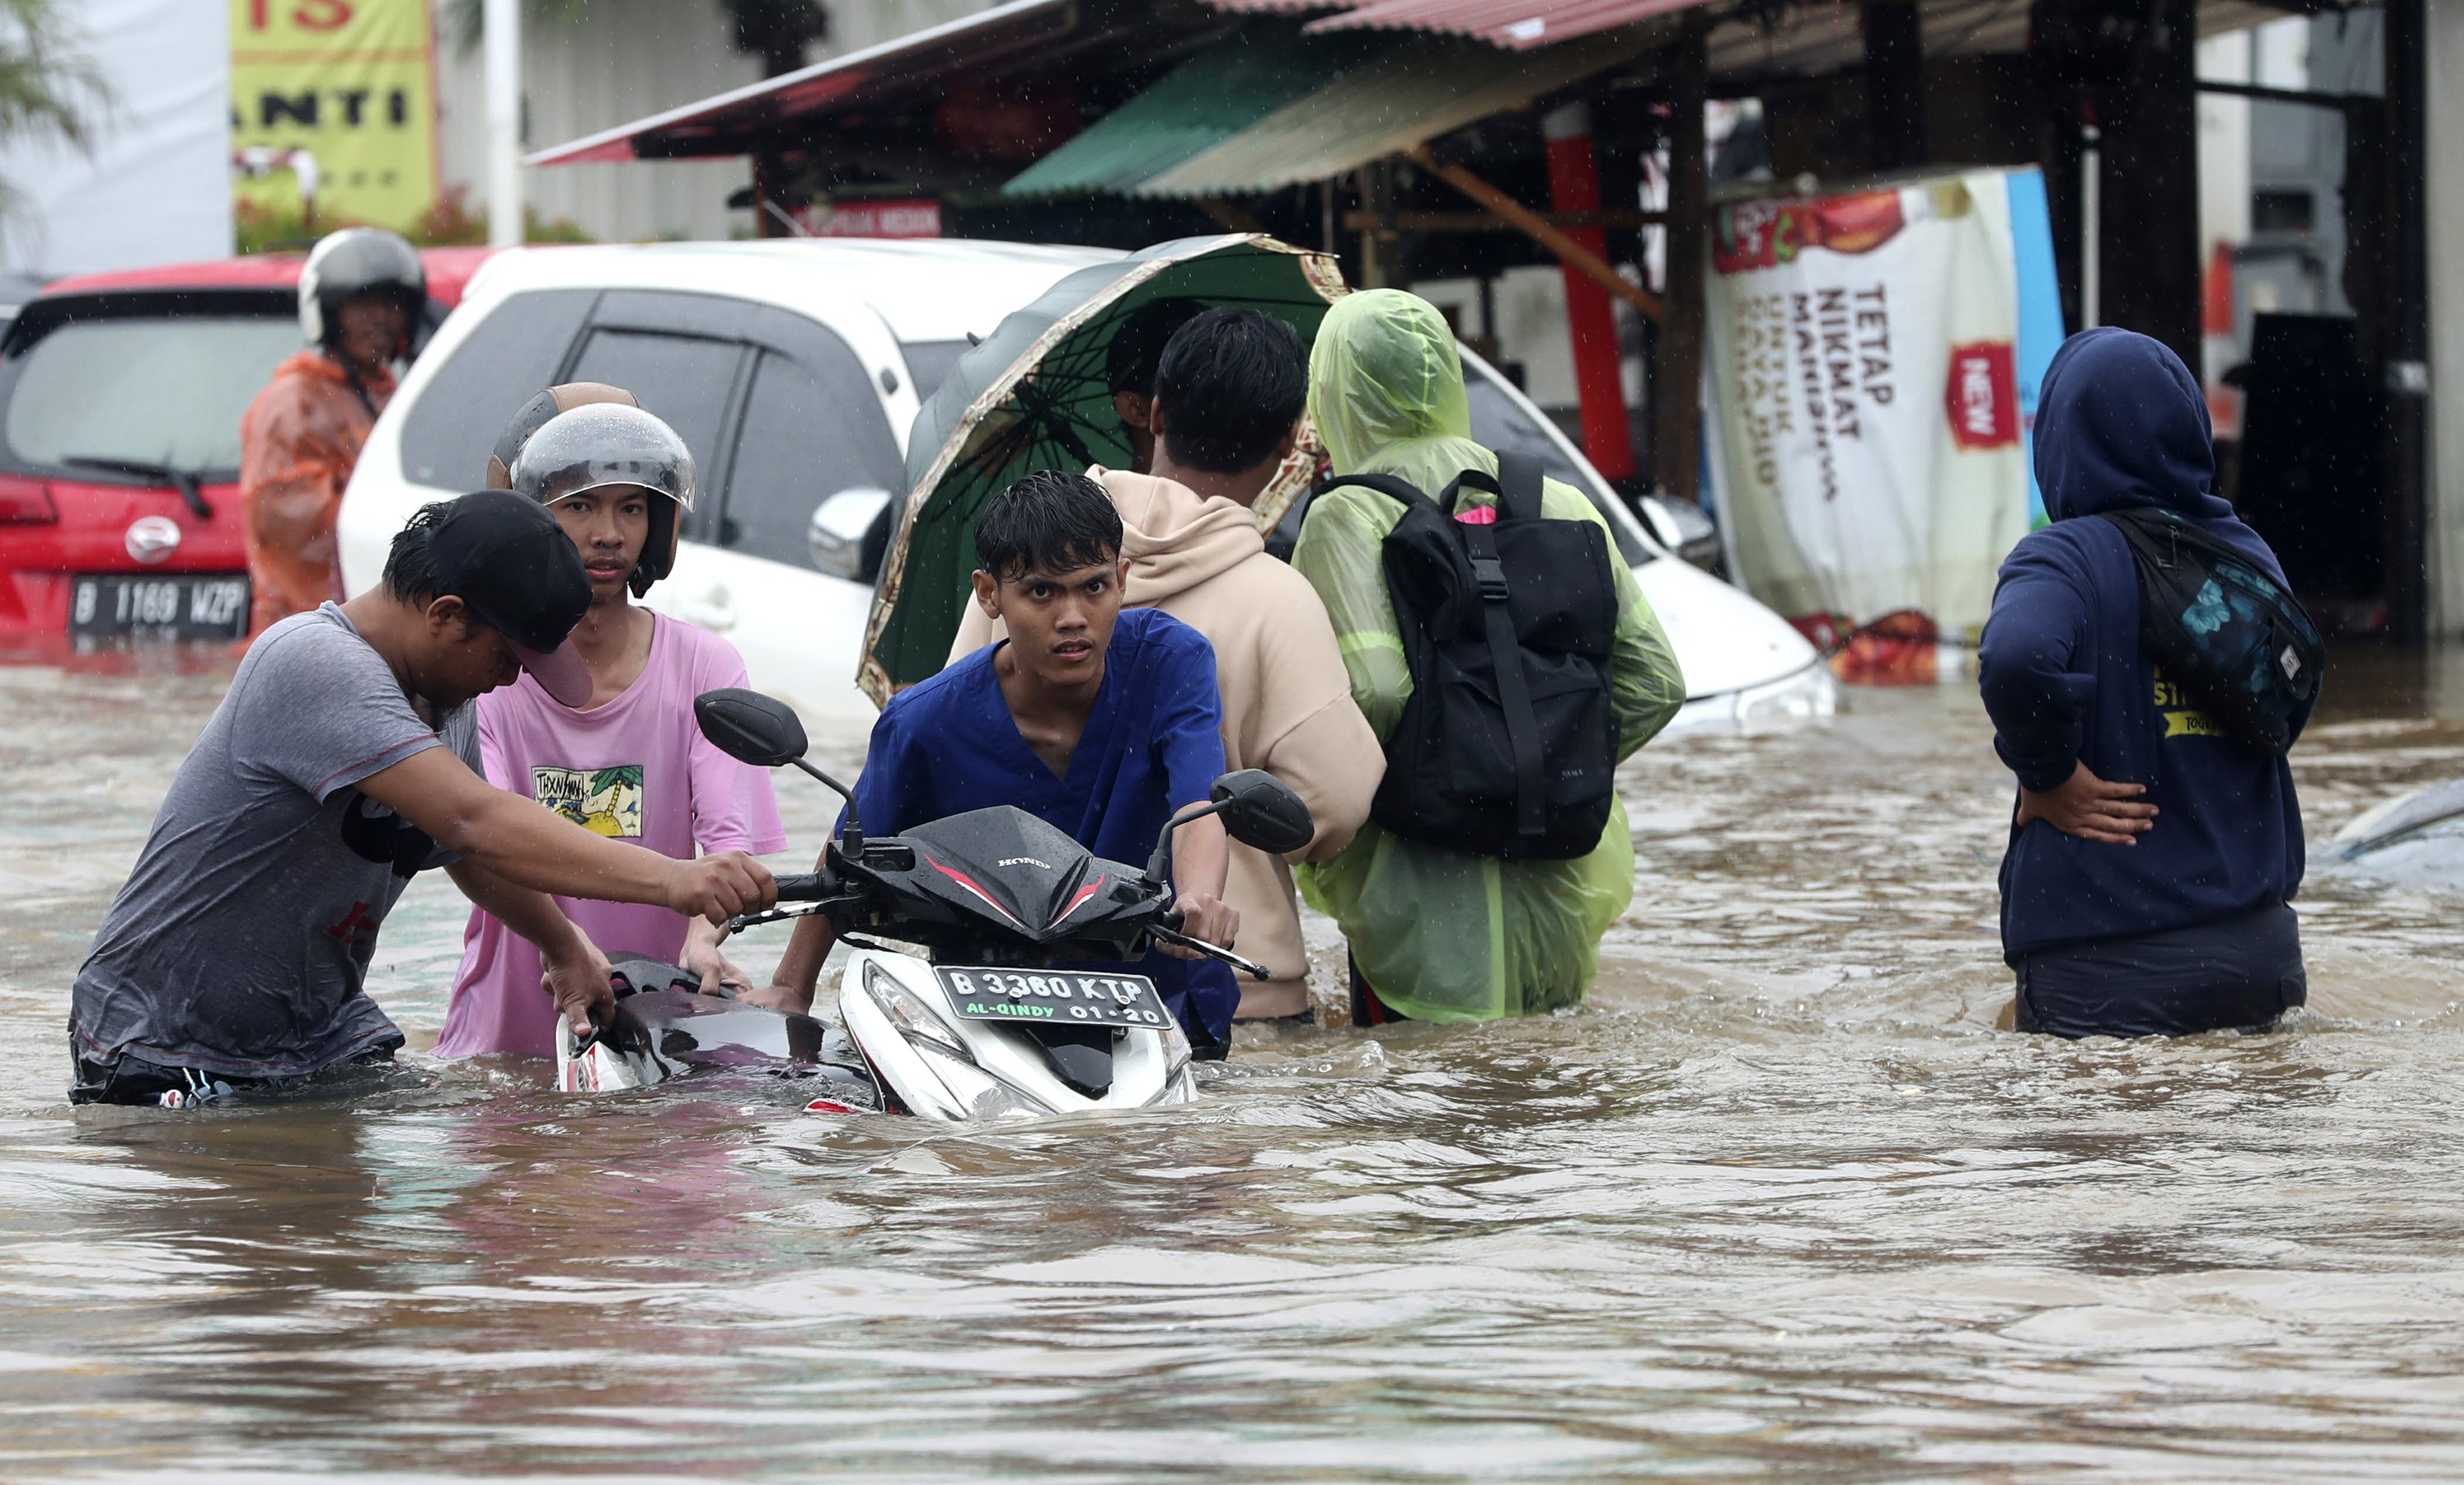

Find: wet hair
975;470;1123;582
382;500;450;605
1105;296;1208;398
1153;308;1307;473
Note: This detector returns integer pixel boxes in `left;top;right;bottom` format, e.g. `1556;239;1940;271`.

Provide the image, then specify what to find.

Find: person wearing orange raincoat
239;228;428;632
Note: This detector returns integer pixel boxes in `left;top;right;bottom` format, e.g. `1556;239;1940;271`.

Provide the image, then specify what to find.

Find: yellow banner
231;0;439;235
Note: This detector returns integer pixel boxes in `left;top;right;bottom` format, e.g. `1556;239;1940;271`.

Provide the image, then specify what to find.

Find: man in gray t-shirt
70;491;779;1105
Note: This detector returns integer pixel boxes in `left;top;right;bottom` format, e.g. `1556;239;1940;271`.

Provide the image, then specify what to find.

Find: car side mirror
1211;769;1315;855
808;487;894;582
1636;493;1722;571
694;687;810;768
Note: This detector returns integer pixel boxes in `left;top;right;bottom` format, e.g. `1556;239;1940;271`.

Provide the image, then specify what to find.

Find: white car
338;239;1830;733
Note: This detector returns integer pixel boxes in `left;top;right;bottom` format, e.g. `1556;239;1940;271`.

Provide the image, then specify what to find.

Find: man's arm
749;867;836;1014
357;747;774;921
444;861;615;1033
1976;540;2099;792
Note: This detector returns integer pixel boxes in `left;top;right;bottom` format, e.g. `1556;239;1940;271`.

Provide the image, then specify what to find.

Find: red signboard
791;199;943;239
1944;342;2018;450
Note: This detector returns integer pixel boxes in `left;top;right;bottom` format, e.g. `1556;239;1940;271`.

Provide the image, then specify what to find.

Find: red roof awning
1205;0;1706;50
526;0;1083;166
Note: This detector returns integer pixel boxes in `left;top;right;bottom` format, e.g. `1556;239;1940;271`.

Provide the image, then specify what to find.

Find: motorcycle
559;687;1315;1123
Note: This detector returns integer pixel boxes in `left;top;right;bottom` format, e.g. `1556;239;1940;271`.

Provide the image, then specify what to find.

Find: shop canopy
1002;27;1655;199
1202;0;1705;52
526;0;2300;172
524;0;1086;166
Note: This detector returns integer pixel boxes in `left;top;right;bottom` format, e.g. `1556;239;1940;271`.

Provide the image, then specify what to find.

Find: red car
0;246;494;660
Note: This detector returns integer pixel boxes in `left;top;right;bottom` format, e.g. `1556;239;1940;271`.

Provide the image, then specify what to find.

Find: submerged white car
338;240;1828;733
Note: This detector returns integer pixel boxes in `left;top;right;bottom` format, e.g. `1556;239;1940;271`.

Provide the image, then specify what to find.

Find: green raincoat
1292;290;1686;1021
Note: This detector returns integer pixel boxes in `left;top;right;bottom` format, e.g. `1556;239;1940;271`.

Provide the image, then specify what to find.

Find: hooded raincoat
1978;328;2310;963
1289;290;1686;1021
239;351;394;632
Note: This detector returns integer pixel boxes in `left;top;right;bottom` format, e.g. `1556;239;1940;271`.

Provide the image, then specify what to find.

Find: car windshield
4;314;302;476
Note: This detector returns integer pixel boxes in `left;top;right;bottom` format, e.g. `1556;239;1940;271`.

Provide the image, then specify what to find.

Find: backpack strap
1436;453;1545;522
1317;471;1446;517
1460;492;1549;845
1496;451;1544;522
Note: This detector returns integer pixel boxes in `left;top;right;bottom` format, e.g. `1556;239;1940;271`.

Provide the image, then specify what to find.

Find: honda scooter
559;688;1313;1124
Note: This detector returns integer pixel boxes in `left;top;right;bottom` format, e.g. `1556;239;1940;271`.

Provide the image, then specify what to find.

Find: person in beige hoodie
950;308;1381;1022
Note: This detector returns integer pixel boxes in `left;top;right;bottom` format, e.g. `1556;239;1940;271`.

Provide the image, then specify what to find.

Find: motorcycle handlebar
772;871;830;902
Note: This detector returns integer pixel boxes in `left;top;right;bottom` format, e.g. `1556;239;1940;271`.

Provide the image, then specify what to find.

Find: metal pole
2080;123;2100;329
484;0;523;249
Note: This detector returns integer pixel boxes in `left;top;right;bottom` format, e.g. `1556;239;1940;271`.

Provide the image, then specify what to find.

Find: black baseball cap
428;490;594;706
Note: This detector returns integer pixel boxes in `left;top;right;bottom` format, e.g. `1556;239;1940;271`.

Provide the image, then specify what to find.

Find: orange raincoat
238;351;395;632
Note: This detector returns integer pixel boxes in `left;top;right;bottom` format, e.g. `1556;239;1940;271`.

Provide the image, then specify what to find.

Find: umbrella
860;233;1349;704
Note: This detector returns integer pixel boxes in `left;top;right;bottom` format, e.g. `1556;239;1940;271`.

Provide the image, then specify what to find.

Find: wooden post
2384;0;2430;641
1863;0;1928;172
1653;21;1708;503
2094;0;2200;368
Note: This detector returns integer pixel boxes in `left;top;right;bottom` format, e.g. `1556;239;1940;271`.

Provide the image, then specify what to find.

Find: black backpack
1317;453;1622;860
2098;507;2324;754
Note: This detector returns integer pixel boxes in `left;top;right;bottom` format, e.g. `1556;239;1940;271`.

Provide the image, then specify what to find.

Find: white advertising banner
0;0;234;278
1703;168;2059;681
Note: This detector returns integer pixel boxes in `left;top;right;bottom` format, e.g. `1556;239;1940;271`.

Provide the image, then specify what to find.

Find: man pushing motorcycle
67;490;777;1106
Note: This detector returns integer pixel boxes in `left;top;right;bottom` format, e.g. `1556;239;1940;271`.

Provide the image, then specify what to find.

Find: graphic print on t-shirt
533;764;645;838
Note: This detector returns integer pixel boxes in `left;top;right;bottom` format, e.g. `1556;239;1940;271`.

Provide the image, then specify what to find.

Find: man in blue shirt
757;471;1243;1053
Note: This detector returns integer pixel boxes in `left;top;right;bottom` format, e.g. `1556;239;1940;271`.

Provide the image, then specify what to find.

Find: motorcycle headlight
863;960;974;1064
971;1083;1052;1122
1160;1016;1192;1082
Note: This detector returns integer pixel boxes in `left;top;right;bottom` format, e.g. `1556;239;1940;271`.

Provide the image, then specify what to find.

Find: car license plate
937;967;1174;1030
69;573;250;641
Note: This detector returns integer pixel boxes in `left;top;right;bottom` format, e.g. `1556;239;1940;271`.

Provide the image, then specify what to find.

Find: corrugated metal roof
1206;0;1703;51
526;0;1078;166
1003;33;1381;197
1136;28;1655;195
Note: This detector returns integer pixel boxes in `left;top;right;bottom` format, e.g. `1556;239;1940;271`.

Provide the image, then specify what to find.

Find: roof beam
1401;143;1664;322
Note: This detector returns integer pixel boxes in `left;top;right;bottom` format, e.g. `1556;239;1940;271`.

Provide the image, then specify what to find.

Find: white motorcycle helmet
509;402;698;598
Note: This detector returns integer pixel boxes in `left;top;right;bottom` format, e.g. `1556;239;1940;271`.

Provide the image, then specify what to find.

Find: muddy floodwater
10;651;2464;1482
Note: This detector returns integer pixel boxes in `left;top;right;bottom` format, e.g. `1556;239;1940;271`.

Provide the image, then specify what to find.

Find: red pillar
1542;102;1637;484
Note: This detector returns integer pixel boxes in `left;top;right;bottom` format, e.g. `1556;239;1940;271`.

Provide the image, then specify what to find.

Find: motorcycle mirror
1142;770;1315;886
694;687;866;853
694;688;809;767
1210;770;1314;856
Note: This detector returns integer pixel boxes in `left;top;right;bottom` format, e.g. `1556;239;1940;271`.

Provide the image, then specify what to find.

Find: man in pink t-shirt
435;398;785;1059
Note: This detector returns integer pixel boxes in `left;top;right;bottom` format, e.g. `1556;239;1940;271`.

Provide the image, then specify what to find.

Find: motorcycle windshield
897;807;1145;944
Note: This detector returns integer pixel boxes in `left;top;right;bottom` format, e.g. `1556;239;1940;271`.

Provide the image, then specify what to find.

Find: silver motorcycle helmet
509;402;697;597
297;226;425;352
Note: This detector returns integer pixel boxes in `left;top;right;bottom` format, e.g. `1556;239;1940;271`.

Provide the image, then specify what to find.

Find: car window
564;327;748;503
1461;368;1649;565
899;339;972;406
398;288;596;486
2;315;300;476
722;344;904;570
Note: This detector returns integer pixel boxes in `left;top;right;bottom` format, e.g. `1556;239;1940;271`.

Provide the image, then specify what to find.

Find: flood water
8;649;2464;1481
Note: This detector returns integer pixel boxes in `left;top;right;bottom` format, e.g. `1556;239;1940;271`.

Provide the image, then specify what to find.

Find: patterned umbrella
860;233;1348;704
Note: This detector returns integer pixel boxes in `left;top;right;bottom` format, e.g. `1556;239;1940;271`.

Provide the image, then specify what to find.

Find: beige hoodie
949;467;1383;1018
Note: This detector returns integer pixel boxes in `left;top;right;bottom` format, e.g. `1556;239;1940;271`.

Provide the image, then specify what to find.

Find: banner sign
1703;168;2063;680
231;0;439;233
